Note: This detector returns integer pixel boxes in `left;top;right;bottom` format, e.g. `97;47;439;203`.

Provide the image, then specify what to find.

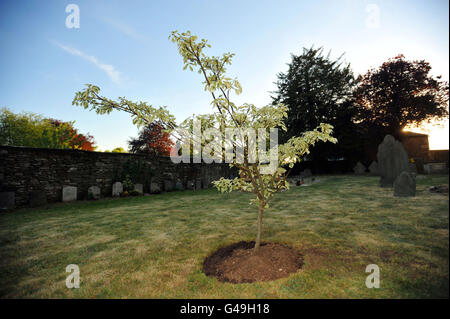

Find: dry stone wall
0;146;236;208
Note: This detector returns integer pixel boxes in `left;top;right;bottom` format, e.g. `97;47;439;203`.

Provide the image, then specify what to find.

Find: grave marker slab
393;171;416;197
62;186;77;202
377;135;410;187
0;192;15;210
353;162;366;175
112;182;123;197
29;190;47;207
88;186;101;200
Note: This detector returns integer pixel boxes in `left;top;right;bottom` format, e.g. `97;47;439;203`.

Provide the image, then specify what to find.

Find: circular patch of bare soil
202;241;304;283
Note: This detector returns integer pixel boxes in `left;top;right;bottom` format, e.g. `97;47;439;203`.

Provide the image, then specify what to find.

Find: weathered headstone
186;180;195;190
301;169;312;178
0;192;15;210
150;182;161;194
368;161;379;176
88;186;101;200
29;190;47;207
393;171;416;197
112;182;123;197
409;163;418;174
62;186;77;202
134;184;143;194
164;180;174;192
377;135;410;187
353;162;366;175
175;180;184;191
195;179;202;190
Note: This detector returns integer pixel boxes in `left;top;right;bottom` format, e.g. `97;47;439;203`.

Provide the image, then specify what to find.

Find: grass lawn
0;175;448;298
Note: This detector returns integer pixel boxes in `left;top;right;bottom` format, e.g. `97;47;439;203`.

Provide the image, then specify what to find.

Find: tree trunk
254;204;264;253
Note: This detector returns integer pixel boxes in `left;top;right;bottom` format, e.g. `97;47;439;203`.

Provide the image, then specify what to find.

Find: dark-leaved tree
272;47;358;162
128;122;174;156
354;54;449;139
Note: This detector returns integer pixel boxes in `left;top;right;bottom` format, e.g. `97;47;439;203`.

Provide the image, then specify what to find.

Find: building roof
401;131;429;138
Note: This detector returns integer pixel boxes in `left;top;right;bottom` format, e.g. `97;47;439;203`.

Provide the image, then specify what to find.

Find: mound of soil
202;241;303;283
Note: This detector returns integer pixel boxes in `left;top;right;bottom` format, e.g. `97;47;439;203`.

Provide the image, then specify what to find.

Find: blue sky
0;0;448;150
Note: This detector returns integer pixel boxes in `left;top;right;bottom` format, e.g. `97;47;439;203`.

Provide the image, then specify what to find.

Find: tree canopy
110;147;126;153
128;122;174;156
0;107;96;151
354;54;449;138
72;30;337;252
272;47;356;161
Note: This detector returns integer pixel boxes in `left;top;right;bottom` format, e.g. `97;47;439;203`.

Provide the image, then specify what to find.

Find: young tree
72;31;337;252
128;122;174;156
354;54;449;138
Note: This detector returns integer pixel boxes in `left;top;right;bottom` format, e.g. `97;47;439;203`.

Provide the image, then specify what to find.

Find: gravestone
409;163;418;174
29;190;47;207
150;182;161;194
301;169;312;178
88;186;101;200
393;171;416;197
353;162;366;175
62;186;77;202
368;161;379;176
377;135;410;187
175;180;184;191
186;180;195;190
112;182;123;197
134;184;143;194
195;180;202;190
164;180;174;192
0;192;15;210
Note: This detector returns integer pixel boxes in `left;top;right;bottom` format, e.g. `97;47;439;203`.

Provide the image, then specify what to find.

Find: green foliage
167;31;337;208
272;47;356;161
72;31;337;250
72;84;176;129
0;107;58;147
122;175;134;192
354;54;449;136
111;147;126;153
0;107;96;150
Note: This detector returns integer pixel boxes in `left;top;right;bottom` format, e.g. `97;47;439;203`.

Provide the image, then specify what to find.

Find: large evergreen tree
272;47;357;161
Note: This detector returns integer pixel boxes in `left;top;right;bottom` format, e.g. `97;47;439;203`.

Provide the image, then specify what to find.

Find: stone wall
428;150;449;165
0;145;236;208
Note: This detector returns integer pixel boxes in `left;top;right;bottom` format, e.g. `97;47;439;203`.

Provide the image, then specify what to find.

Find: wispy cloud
102;17;147;43
52;41;122;84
